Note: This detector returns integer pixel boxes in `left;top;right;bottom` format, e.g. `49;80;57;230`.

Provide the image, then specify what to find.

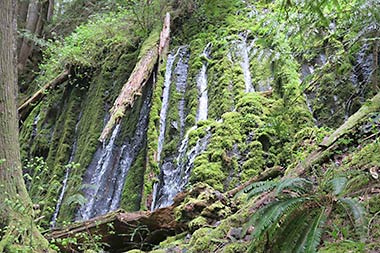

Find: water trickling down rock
154;44;212;209
77;87;152;221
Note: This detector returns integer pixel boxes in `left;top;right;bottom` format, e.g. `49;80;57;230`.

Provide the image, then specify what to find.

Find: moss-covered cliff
18;0;379;252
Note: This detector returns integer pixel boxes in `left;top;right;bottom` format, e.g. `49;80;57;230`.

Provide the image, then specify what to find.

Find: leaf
338;198;367;241
244;181;277;199
329;177;348;196
66;193;88;207
301;207;327;253
275;177;313;195
247;197;308;251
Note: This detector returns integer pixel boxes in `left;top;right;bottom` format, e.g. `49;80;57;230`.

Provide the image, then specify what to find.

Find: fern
65;193;87;207
299;208;327;253
271;207;312;252
244;171;368;252
248;198;308;252
245;181;277;199
275;178;313;195
329;177;348;196
338;197;367;241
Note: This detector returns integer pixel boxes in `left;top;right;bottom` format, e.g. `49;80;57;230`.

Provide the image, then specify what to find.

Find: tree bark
18;0;40;69
0;1;51;251
99;13;171;142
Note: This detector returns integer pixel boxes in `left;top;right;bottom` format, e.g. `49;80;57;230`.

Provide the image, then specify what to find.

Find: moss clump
188;216;209;231
188;227;216;252
319;241;366;253
120;148;146;211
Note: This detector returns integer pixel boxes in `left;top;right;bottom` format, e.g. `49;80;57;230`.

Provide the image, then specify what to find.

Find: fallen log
18;69;70;122
48;207;185;252
289;92;380;177
47;183;230;253
99;13;171;142
226;166;284;198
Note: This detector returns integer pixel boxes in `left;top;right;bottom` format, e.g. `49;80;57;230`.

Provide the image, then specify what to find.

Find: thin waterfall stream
151;46;190;210
237;33;254;93
153;44;212;209
51;112;82;227
77;85;153;221
157;47;182;162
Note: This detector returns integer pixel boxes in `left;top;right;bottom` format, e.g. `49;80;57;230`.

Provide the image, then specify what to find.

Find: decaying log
48;207;185;252
159;13;171;58
289;92;380;177
226;166;284;198
18;69;69;121
99;13;171;142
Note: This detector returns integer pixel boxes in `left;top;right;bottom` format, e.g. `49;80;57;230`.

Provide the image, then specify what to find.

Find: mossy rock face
174;183;236;225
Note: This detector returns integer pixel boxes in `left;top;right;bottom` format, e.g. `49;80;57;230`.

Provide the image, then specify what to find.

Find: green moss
158;232;187;248
319;241;366;253
222;242;248;253
188;227;216;252
120;148;146;211
188;216;209;231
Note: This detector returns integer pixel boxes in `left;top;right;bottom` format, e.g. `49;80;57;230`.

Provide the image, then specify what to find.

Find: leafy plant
243;171;368;252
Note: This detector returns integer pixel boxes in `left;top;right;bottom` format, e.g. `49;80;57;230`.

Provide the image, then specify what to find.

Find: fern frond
329;177;348;196
338;198;367;241
66;193;88;206
298;207;327;253
275;178;313;195
242;199;281;236
271;206;311;252
247;197;308;252
245;181;277;199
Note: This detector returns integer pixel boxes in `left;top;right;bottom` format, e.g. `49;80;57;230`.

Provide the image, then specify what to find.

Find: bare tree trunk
47;0;54;22
0;0;51;251
99;13;171;142
17;0;31;52
18;0;40;69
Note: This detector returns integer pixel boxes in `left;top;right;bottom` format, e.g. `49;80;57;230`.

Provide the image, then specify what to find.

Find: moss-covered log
99;13;171;142
18;69;70;122
289;92;380;177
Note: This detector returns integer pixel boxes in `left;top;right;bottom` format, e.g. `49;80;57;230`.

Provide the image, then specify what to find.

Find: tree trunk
47;0;54;22
99;13;171;142
18;0;40;69
0;1;51;251
288;92;380;177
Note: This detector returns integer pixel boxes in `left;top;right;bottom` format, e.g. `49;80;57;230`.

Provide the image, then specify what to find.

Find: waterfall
110;88;152;210
196;43;211;121
31;113;40;139
151;46;190;210
77;123;121;221
157;48;182;162
51;112;82;227
237;33;254;93
175;47;190;137
346;43;373;120
77;86;152;221
155;127;211;208
153;44;212;209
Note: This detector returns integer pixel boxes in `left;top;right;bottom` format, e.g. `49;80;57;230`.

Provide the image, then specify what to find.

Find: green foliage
50;231;106;252
244;170;368;252
37;8;142;87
